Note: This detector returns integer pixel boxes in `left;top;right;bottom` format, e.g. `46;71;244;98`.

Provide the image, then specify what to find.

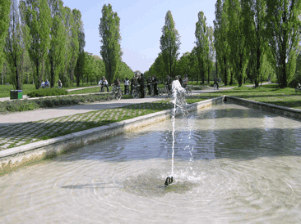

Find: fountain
165;78;187;186
1;95;301;222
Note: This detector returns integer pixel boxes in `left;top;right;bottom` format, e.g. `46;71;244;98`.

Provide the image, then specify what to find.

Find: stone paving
0;86;235;152
0;102;173;151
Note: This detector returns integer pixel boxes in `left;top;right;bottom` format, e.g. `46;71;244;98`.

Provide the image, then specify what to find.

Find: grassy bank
192;84;301;110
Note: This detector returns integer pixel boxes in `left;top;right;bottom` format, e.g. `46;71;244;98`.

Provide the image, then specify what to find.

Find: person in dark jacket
147;76;152;95
140;73;145;98
166;75;172;93
152;75;158;96
178;75;183;87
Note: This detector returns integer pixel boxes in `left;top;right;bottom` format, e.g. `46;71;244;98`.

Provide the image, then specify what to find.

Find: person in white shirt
171;76;185;104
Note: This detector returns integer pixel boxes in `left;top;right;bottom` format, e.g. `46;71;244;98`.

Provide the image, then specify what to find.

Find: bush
27;88;68;97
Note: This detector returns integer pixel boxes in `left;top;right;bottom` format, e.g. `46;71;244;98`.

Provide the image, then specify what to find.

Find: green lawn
190;84;301;110
0;84;37;98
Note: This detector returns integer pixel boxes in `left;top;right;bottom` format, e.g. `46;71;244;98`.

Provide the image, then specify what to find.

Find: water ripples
1;104;301;223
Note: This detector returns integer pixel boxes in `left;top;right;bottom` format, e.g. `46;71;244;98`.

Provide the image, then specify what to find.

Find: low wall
225;96;301;121
0;97;224;175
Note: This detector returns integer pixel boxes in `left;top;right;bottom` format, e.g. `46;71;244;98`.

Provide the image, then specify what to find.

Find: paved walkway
0;86;233;151
0;86;233;126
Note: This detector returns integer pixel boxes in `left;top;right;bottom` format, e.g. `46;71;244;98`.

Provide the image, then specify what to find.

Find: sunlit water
1;103;301;223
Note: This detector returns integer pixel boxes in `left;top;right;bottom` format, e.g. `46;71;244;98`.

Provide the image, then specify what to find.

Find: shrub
27;88;68;97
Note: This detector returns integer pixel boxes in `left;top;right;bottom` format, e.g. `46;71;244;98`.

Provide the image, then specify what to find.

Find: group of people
41;79;63;88
99;74;189;99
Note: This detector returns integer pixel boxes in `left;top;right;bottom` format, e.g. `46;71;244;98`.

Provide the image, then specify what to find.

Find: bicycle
165;84;172;98
132;85;140;99
184;85;192;97
112;85;122;100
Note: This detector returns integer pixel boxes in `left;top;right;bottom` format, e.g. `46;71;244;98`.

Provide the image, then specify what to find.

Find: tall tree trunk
223;56;227;86
50;56;54;88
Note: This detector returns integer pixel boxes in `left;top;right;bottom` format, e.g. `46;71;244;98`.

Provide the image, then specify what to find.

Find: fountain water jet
165;79;187;186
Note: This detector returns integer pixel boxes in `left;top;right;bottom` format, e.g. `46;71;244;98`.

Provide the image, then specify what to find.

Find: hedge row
27;88;68;97
0;94;111;113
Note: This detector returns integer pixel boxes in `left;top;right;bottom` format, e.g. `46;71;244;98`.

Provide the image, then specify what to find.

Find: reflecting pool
1;103;301;223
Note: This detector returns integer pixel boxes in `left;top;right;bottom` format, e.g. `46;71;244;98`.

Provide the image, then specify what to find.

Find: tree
206;26;214;83
227;0;249;87
74;8;85;86
195;11;209;84
24;0;52;89
160;10;181;79
5;0;28;90
48;0;66;87
0;0;11;74
99;4;122;85
266;0;301;87
69;9;80;82
214;0;230;85
244;0;270;87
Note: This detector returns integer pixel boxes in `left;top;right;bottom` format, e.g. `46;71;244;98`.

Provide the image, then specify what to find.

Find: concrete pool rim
1;95;301;174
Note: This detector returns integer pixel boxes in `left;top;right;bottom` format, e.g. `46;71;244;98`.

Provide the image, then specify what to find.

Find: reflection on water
1;103;301;223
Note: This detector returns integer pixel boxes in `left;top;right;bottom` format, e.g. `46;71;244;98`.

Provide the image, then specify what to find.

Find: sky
62;0;216;73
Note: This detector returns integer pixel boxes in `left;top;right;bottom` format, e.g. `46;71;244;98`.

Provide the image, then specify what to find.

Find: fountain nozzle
165;176;173;186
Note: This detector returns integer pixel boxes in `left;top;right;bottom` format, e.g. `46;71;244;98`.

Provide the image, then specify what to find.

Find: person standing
214;77;219;90
147;76;152;95
166;75;172;93
140;73;145;98
178;75;183;87
102;77;109;92
152;75;158;96
183;74;188;88
124;78;130;94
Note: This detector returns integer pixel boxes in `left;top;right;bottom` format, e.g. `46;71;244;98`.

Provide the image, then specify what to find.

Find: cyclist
112;78;121;99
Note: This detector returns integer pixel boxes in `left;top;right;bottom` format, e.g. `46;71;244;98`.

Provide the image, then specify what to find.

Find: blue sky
62;0;216;73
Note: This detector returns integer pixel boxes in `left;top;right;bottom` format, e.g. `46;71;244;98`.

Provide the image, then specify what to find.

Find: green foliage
27;88;68;97
214;0;230;85
24;0;52;89
5;0;27;91
0;0;11;72
265;0;301;87
160;10;181;79
48;0;66;88
195;11;209;84
226;0;249;87
99;4;122;85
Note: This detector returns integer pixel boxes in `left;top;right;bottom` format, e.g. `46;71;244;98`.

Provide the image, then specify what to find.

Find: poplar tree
0;0;11;73
63;6;73;85
214;0;230;85
206;26;214;83
244;0;269;87
69;9;80;82
195;11;209;84
99;4;122;85
266;0;301;87
5;0;28;90
24;0;51;89
74;9;85;86
227;0;249;87
48;0;66;87
160;10;181;79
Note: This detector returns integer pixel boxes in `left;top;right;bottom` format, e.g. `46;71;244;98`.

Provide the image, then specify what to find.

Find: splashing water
168;85;187;184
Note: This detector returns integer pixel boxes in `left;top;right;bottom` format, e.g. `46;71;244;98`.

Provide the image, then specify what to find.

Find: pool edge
0;97;224;175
